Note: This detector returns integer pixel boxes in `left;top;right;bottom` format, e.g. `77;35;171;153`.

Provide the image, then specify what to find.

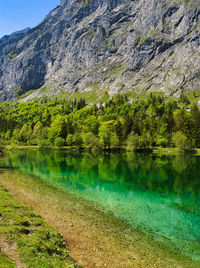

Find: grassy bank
0;184;78;268
4;144;200;156
153;147;200;155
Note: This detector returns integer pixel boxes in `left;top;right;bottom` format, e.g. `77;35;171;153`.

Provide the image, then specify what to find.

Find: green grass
0;185;78;268
182;89;200;105
19;89;37;100
124;90;165;102
134;28;155;49
0;251;16;267
104;66;125;79
65;86;110;104
7;54;18;62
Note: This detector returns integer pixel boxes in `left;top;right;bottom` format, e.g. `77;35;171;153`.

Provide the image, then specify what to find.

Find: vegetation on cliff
0;0;199;101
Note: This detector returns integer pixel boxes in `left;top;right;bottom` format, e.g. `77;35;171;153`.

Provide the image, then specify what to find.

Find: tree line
0;93;200;151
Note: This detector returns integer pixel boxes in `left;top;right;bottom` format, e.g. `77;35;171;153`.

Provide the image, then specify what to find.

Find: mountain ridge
0;0;199;102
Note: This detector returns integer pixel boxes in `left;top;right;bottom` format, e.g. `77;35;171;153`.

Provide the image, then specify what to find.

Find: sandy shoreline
0;170;198;268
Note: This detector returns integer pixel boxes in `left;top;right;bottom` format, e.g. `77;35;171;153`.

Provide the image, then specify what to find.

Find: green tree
173;109;186;133
126;132;141;151
73;132;83;147
48;116;67;144
84;116;100;135
99;121;114;149
33;121;43;137
66;134;74;146
0;139;5;155
172;131;192;151
190;104;200;147
157;136;168;147
19;124;32;145
11;128;20;144
33;121;43;144
82;132;100;150
110;132;120;148
38;139;50;149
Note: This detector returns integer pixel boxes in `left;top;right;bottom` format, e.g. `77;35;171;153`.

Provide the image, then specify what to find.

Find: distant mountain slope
0;0;199;102
0;28;30;47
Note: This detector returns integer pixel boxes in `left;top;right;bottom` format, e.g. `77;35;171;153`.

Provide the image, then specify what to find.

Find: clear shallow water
2;150;200;263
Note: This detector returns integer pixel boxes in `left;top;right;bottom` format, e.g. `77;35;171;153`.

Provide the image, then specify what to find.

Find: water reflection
2;150;200;262
3;150;200;194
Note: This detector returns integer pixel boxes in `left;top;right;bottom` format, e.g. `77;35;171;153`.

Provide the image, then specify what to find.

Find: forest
0;93;200;151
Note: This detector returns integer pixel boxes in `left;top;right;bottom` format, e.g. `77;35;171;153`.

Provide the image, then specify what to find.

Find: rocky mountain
0;0;199;102
0;28;30;48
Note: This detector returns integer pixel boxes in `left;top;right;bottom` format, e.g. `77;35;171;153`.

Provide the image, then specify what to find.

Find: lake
1;150;200;267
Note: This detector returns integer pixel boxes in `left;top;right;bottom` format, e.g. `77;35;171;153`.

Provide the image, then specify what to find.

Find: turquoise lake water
2;150;200;263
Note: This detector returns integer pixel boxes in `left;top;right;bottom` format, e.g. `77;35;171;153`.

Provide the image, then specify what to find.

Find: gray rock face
0;0;200;101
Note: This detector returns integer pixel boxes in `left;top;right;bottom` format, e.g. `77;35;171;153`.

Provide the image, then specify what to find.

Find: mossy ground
0;184;78;268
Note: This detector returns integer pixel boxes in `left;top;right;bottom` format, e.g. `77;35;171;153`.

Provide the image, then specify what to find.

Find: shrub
54;137;65;147
38;139;50;149
157;136;168;147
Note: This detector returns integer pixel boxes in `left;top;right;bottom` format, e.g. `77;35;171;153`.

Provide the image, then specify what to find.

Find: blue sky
0;0;60;38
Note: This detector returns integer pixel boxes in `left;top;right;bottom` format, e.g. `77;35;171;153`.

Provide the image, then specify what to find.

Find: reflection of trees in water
3;150;200;196
126;153;200;195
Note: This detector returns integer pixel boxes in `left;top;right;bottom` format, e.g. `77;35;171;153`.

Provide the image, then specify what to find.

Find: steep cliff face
0;0;199;101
